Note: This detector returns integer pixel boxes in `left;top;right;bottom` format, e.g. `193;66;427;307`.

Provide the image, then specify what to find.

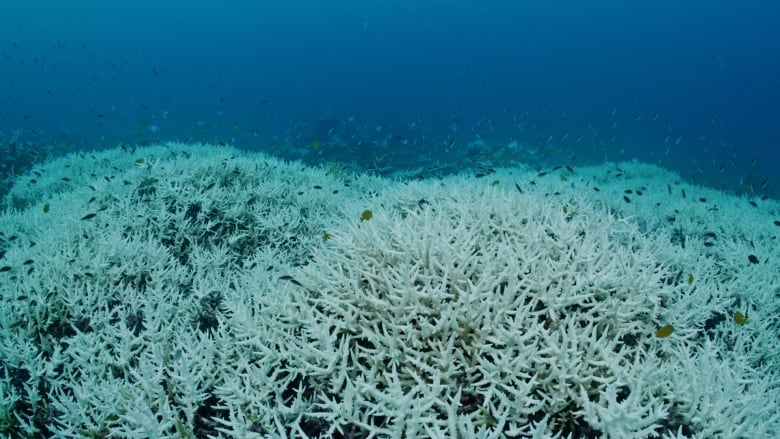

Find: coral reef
0;143;777;438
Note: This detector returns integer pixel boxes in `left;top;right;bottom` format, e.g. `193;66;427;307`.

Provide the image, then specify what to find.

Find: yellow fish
360;210;373;222
655;324;674;338
733;311;748;325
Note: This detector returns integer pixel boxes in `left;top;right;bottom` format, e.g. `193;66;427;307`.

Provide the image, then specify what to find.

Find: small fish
748;254;759;264
311;140;321;150
623;195;631;203
491;180;500;186
687;273;694;285
711;113;720;125
733;311;748;325
135;158;145;164
655;324;674;338
514;183;523;193
360;210;373;222
322;233;331;242
43;202;50;213
759;178;768;189
81;213;97;220
278;275;302;286
0;266;11;272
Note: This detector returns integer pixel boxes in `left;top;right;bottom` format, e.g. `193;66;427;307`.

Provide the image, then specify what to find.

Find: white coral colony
0;143;777;438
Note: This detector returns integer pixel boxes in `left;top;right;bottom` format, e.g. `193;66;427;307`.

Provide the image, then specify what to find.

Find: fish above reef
360;210;373;222
655;324;674;338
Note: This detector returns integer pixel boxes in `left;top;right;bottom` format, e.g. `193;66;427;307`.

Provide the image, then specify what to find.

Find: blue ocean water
1;0;779;196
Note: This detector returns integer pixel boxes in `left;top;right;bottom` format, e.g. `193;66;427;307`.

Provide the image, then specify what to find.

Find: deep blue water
2;0;779;196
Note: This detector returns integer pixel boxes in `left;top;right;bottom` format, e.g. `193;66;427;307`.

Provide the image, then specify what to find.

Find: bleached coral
0;144;777;438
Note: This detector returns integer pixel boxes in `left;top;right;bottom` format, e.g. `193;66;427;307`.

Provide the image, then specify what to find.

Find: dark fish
152;66;159;77
22;259;33;265
537;171;548;177
623;195;631;203
81;213;97;220
593;187;600;191
747;255;758;264
514;183;523;193
698;198;706;203
749;201;757;207
681;189;686;198
278;275;302;286
0;266;11;272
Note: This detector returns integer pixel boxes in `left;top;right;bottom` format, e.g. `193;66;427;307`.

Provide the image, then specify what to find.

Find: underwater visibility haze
1;1;780;438
1;0;779;192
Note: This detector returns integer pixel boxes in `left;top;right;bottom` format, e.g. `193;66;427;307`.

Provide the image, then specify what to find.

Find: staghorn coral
0;143;777;438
